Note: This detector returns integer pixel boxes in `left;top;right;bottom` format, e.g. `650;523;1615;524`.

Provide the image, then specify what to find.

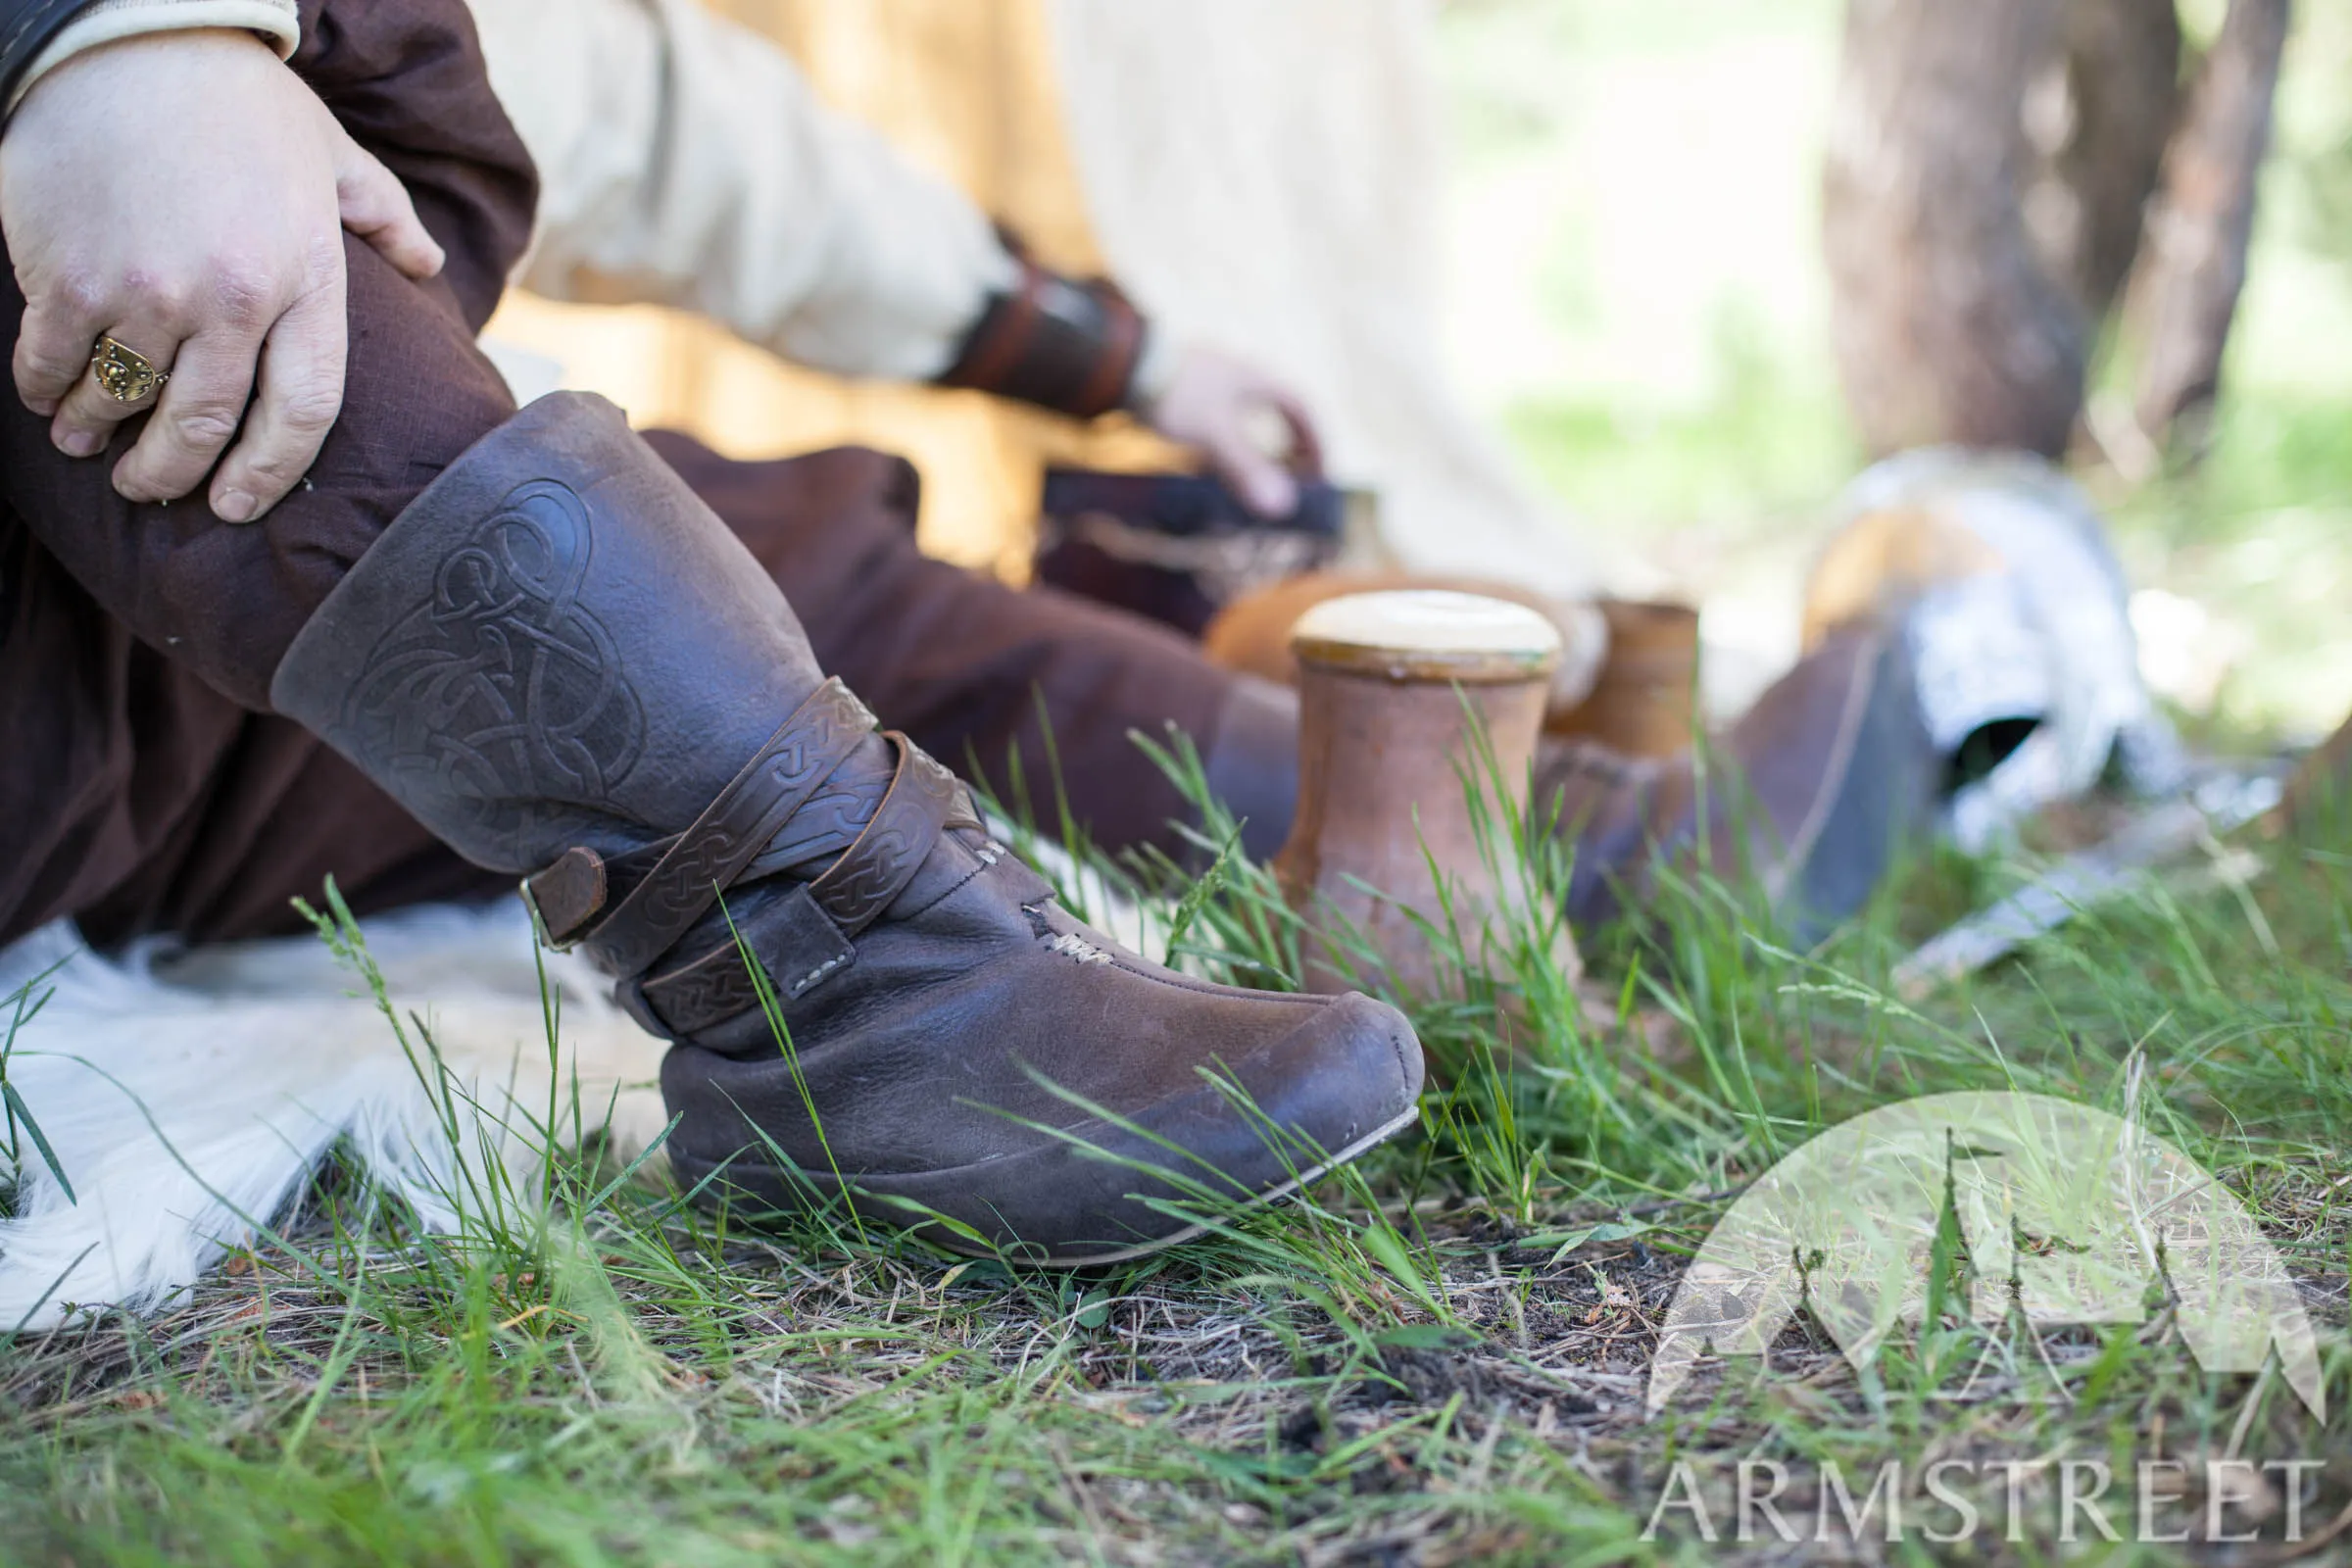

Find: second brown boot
1538;625;1941;943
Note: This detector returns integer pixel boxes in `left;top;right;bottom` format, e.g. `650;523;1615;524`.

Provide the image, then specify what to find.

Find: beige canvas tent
484;0;1590;595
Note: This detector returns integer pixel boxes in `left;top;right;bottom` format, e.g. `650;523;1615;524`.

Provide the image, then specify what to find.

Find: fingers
205;278;347;522
106;325;268;504
46;322;180;460
1219;380;1320;517
113;233;343;510
15;280;110;416
1267;386;1325;480
1215;434;1301;519
331;127;444;282
1154;348;1325;518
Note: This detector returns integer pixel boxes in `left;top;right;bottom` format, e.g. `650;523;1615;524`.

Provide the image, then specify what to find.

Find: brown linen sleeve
0;0;536;710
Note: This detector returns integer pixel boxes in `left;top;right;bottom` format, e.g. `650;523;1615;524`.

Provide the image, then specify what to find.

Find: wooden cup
1543;598;1700;759
1273;591;1582;997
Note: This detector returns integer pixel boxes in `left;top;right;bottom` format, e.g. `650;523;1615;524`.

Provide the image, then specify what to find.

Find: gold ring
89;336;170;404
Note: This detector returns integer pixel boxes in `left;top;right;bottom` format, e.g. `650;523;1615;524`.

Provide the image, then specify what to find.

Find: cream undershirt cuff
9;0;299;116
1126;328;1181;416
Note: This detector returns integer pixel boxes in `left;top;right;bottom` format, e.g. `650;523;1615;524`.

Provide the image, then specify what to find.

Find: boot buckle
522;847;609;950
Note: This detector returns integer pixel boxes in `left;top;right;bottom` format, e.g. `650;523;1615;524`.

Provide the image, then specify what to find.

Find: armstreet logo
1640;1092;2327;1543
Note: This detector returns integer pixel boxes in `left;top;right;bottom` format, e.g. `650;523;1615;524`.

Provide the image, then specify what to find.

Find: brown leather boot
270;394;1423;1263
1538;625;1941;943
1200;674;1303;861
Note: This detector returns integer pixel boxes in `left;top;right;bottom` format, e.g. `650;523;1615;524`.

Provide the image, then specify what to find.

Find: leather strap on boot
523;677;875;967
523;674;979;1036
630;733;969;1036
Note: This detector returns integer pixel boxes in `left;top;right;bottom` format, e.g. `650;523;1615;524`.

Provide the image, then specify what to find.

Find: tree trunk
2027;0;2183;319
1824;0;2087;459
2126;0;2291;456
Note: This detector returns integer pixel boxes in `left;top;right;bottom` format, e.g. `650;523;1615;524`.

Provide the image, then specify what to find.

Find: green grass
1;732;2347;1565
10;5;2352;1549
14;256;2352;1568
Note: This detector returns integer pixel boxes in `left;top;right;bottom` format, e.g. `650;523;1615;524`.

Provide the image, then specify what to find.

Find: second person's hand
1142;345;1325;519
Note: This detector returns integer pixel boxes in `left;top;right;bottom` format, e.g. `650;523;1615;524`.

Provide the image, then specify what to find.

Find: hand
1;28;447;522
1143;345;1325;519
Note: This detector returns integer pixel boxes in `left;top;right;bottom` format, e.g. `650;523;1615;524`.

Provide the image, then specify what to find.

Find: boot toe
923;988;1426;1262
664;987;1425;1265
1200;990;1426;1175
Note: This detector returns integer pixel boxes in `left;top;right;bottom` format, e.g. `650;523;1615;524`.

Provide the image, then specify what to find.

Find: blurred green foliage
1440;0;2352;737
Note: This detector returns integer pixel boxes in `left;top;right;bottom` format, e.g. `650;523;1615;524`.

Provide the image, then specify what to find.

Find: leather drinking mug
1273;590;1581;997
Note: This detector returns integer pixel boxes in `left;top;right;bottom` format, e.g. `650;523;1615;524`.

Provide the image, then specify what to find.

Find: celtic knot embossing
759;768;892;871
648;957;761;1034
635;684;876;924
337;479;646;850
813;740;959;932
576;678;878;979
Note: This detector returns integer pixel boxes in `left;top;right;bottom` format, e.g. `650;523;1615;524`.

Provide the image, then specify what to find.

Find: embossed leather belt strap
528;833;696;948
564;678;874;977
635;885;857;1037
636;733;963;1037
806;733;962;936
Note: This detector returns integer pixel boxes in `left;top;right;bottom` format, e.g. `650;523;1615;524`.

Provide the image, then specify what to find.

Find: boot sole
670;1102;1423;1268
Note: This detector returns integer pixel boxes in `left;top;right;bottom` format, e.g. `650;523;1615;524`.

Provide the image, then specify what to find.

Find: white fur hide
0;899;669;1331
0;829;1145;1332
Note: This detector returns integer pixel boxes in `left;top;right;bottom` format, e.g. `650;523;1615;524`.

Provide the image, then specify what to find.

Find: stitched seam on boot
1043;932;1113;965
1014;901;1323;1004
884;835;998;924
788;952;854;998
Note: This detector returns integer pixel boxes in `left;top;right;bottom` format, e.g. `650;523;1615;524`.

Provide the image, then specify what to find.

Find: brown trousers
0;0;1232;952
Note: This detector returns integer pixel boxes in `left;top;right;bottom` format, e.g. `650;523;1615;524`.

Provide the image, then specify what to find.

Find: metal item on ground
1806;447;2184;853
1892;768;2280;1000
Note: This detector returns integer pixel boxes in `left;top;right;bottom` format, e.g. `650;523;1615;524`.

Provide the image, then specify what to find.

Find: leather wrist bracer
935;245;1148;421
